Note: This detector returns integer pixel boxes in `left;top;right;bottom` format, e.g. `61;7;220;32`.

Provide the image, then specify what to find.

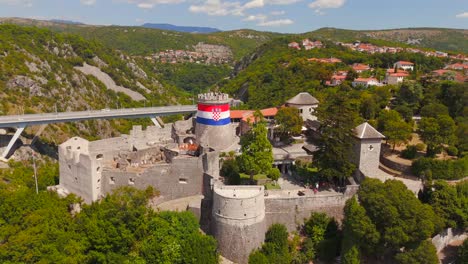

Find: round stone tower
195;92;234;150
212;184;266;264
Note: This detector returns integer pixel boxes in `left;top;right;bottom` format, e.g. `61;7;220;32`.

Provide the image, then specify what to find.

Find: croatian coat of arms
212;108;221;121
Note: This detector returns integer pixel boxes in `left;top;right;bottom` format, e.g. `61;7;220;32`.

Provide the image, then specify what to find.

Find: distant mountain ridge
142;23;221;33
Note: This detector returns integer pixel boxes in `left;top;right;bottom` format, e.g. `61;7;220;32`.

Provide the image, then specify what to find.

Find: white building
352;77;382;88
393;61;414;71
285;92;319;121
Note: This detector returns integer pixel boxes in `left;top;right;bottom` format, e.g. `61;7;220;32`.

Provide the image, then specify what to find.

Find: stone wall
380;154;412;174
264;189;356;231
432;228;467;253
212;185;266;264
101;155;204;203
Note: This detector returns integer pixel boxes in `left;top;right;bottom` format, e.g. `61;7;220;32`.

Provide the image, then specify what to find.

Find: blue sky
0;0;467;33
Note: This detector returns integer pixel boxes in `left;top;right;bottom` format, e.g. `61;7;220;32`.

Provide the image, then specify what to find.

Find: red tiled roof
354;77;378;82
260;107;278;117
388;72;409;77
352;63;370;70
332;75;347;80
386;68;408;73
230;110;253;119
396;61;414;65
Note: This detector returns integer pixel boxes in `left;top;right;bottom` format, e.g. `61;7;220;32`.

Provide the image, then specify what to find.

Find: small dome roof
286;92;319;105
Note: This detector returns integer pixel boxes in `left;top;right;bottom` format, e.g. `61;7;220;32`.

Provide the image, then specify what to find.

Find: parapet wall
212;184;358;263
264;190;353;231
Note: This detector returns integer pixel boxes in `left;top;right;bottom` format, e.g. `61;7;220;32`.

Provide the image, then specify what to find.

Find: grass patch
265;182;281;190
240;173;268;181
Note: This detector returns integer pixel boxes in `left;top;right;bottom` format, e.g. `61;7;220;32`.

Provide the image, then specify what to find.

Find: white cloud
309;0;345;12
244;0;264;9
189;0;244;16
0;0;33;7
80;0;96;5
243;13;267;21
270;10;285;16
258;18;293;26
122;0;184;9
455;12;468;18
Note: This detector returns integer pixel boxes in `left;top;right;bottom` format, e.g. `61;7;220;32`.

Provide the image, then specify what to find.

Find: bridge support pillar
1;124;26;162
150;117;164;128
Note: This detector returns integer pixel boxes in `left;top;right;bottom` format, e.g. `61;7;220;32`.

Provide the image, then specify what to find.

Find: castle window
96;154;103;160
110;177;115;185
179;178;188;184
68;164;71;170
96;167;101;173
369;145;374;151
129;178;135;185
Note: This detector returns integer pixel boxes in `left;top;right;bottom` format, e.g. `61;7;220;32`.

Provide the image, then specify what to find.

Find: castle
53;92;386;264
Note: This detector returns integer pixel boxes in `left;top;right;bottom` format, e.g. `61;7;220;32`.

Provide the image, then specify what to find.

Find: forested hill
0;24;189;144
0;17;281;60
219;36;452;109
311;27;468;54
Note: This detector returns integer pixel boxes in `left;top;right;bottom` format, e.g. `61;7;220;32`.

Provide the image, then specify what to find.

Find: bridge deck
0;105;197;128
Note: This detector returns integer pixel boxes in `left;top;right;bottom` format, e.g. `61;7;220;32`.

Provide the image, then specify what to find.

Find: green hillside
311;27;468;54
220;37;449;109
0;24;190;144
0;17;281;60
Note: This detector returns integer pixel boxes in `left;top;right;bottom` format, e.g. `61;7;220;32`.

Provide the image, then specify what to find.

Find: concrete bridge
0;105;197;160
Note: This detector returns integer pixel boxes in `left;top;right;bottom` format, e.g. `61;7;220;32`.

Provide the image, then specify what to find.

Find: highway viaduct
0;105;197;161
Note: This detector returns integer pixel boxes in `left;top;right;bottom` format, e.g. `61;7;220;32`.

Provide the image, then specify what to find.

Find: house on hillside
352;77;382;88
288;42;301;50
385;68;409;85
445;63;468;71
393;61;414;71
285;92;319;121
352;63;371;73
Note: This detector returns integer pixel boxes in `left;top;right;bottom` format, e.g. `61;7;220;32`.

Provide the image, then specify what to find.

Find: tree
418;117;441;156
458;239;468;264
275;107;303;137
249;224;291;264
357;178;443;255
346;69;359;81
313;93;360;183
422;181;466;229
377;110;412;150
397;82;423;111
220;158;241;185
420;103;449;118
418;115;457;156
386;119;413;150
238;118;273;181
341;197;380;256
394;241;438;264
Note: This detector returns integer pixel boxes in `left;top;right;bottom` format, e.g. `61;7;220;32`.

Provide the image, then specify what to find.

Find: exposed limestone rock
127;62;148;79
7;75;43;96
136;81;151;93
74;63;146;101
92;56;108;68
25;61;40;72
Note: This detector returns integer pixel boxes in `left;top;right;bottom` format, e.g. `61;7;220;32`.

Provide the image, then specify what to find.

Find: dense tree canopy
341;178;443;263
238;117;274;177
314;92;360;182
0;161;218;264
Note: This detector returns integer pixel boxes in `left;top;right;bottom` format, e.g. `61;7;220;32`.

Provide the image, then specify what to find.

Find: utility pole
32;151;38;194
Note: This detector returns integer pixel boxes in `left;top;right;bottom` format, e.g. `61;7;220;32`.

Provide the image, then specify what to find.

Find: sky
0;0;467;33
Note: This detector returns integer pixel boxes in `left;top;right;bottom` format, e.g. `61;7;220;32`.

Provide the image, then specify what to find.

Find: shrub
415;143;425;152
401;145;418;159
447;146;458;156
412;157;468;180
267;168;281;181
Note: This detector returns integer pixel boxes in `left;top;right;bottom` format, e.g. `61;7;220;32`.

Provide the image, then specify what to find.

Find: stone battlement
197;92;230;103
